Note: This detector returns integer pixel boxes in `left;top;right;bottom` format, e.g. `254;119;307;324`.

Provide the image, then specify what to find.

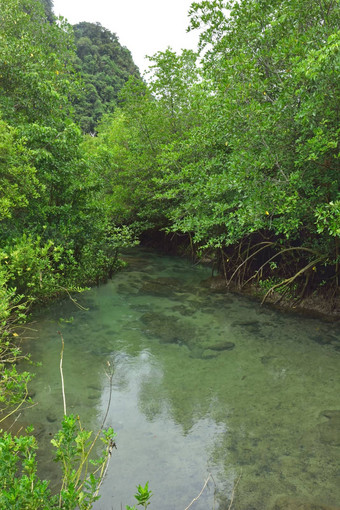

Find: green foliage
126;481;152;510
0;0;77;126
90;50;205;233
0;0;138;292
0;118;40;223
0;415;116;509
0;430;54;509
1;234;70;298
37;0;55;22
0;282;116;509
0;6;137;503
84;0;339;294
0;1;98;253
0;361;31;416
184;0;340;250
72;22;140;133
315;201;340;237
84;89;165;230
0;265;34;422
51;415;116;509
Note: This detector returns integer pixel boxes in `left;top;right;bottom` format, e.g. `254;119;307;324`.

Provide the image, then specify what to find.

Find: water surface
21;248;340;509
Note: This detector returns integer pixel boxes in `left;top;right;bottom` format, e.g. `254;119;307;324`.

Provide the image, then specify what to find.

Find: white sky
52;0;200;74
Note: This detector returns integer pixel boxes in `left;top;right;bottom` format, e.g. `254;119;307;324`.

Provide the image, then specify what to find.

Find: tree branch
58;331;67;415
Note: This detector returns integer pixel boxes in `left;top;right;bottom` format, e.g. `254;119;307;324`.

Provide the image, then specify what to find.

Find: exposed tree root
261;256;325;304
241;246;323;289
227;241;275;287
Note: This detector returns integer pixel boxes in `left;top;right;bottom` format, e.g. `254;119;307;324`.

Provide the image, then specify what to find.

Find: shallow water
20;248;340;509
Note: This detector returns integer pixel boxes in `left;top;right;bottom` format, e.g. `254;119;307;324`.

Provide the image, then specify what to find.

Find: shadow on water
20;248;340;510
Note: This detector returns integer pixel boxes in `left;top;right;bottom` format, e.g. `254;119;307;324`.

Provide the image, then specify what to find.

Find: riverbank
201;274;340;322
139;231;340;322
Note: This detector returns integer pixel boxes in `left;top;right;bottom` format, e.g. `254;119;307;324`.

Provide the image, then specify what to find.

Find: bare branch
58;331;67;416
75;359;114;493
184;473;214;510
58;286;89;311
228;474;242;510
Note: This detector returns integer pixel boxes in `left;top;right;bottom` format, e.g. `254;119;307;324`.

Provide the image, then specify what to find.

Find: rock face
272;496;340;510
318;410;340;446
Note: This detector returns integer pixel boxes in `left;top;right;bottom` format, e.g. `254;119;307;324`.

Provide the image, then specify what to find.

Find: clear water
19;248;340;510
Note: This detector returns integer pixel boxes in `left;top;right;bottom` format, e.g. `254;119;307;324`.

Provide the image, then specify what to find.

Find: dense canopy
72;22;140;133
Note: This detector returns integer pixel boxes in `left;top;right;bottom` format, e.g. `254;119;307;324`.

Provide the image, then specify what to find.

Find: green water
20;248;340;509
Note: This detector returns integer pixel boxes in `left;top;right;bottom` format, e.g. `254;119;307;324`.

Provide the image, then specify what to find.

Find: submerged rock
312;334;332;345
90;346;113;356
140;312;197;346
318;410;340;446
27;389;36;399
232;320;261;331
139;277;182;297
200;276;227;292
87;385;101;392
46;413;57;423
312;334;340;349
88;394;99;400
209;341;235;351
171;305;195;316
260;355;276;365
130;304;152;313
140;310;236;358
117;283;140;295
188;346;204;359
201;349;219;359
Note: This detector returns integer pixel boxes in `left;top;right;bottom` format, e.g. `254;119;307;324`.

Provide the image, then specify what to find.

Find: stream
20;248;340;510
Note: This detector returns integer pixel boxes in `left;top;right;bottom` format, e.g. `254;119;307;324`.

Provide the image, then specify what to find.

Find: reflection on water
20;248;340;509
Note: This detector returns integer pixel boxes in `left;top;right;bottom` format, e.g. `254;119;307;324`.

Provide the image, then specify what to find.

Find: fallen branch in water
54;333;116;507
58;331;67;415
58;286;89;311
227;474;242;510
184;473;215;510
91;361;115;498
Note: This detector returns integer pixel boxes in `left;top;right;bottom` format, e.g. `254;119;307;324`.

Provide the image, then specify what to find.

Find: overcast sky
52;0;200;74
